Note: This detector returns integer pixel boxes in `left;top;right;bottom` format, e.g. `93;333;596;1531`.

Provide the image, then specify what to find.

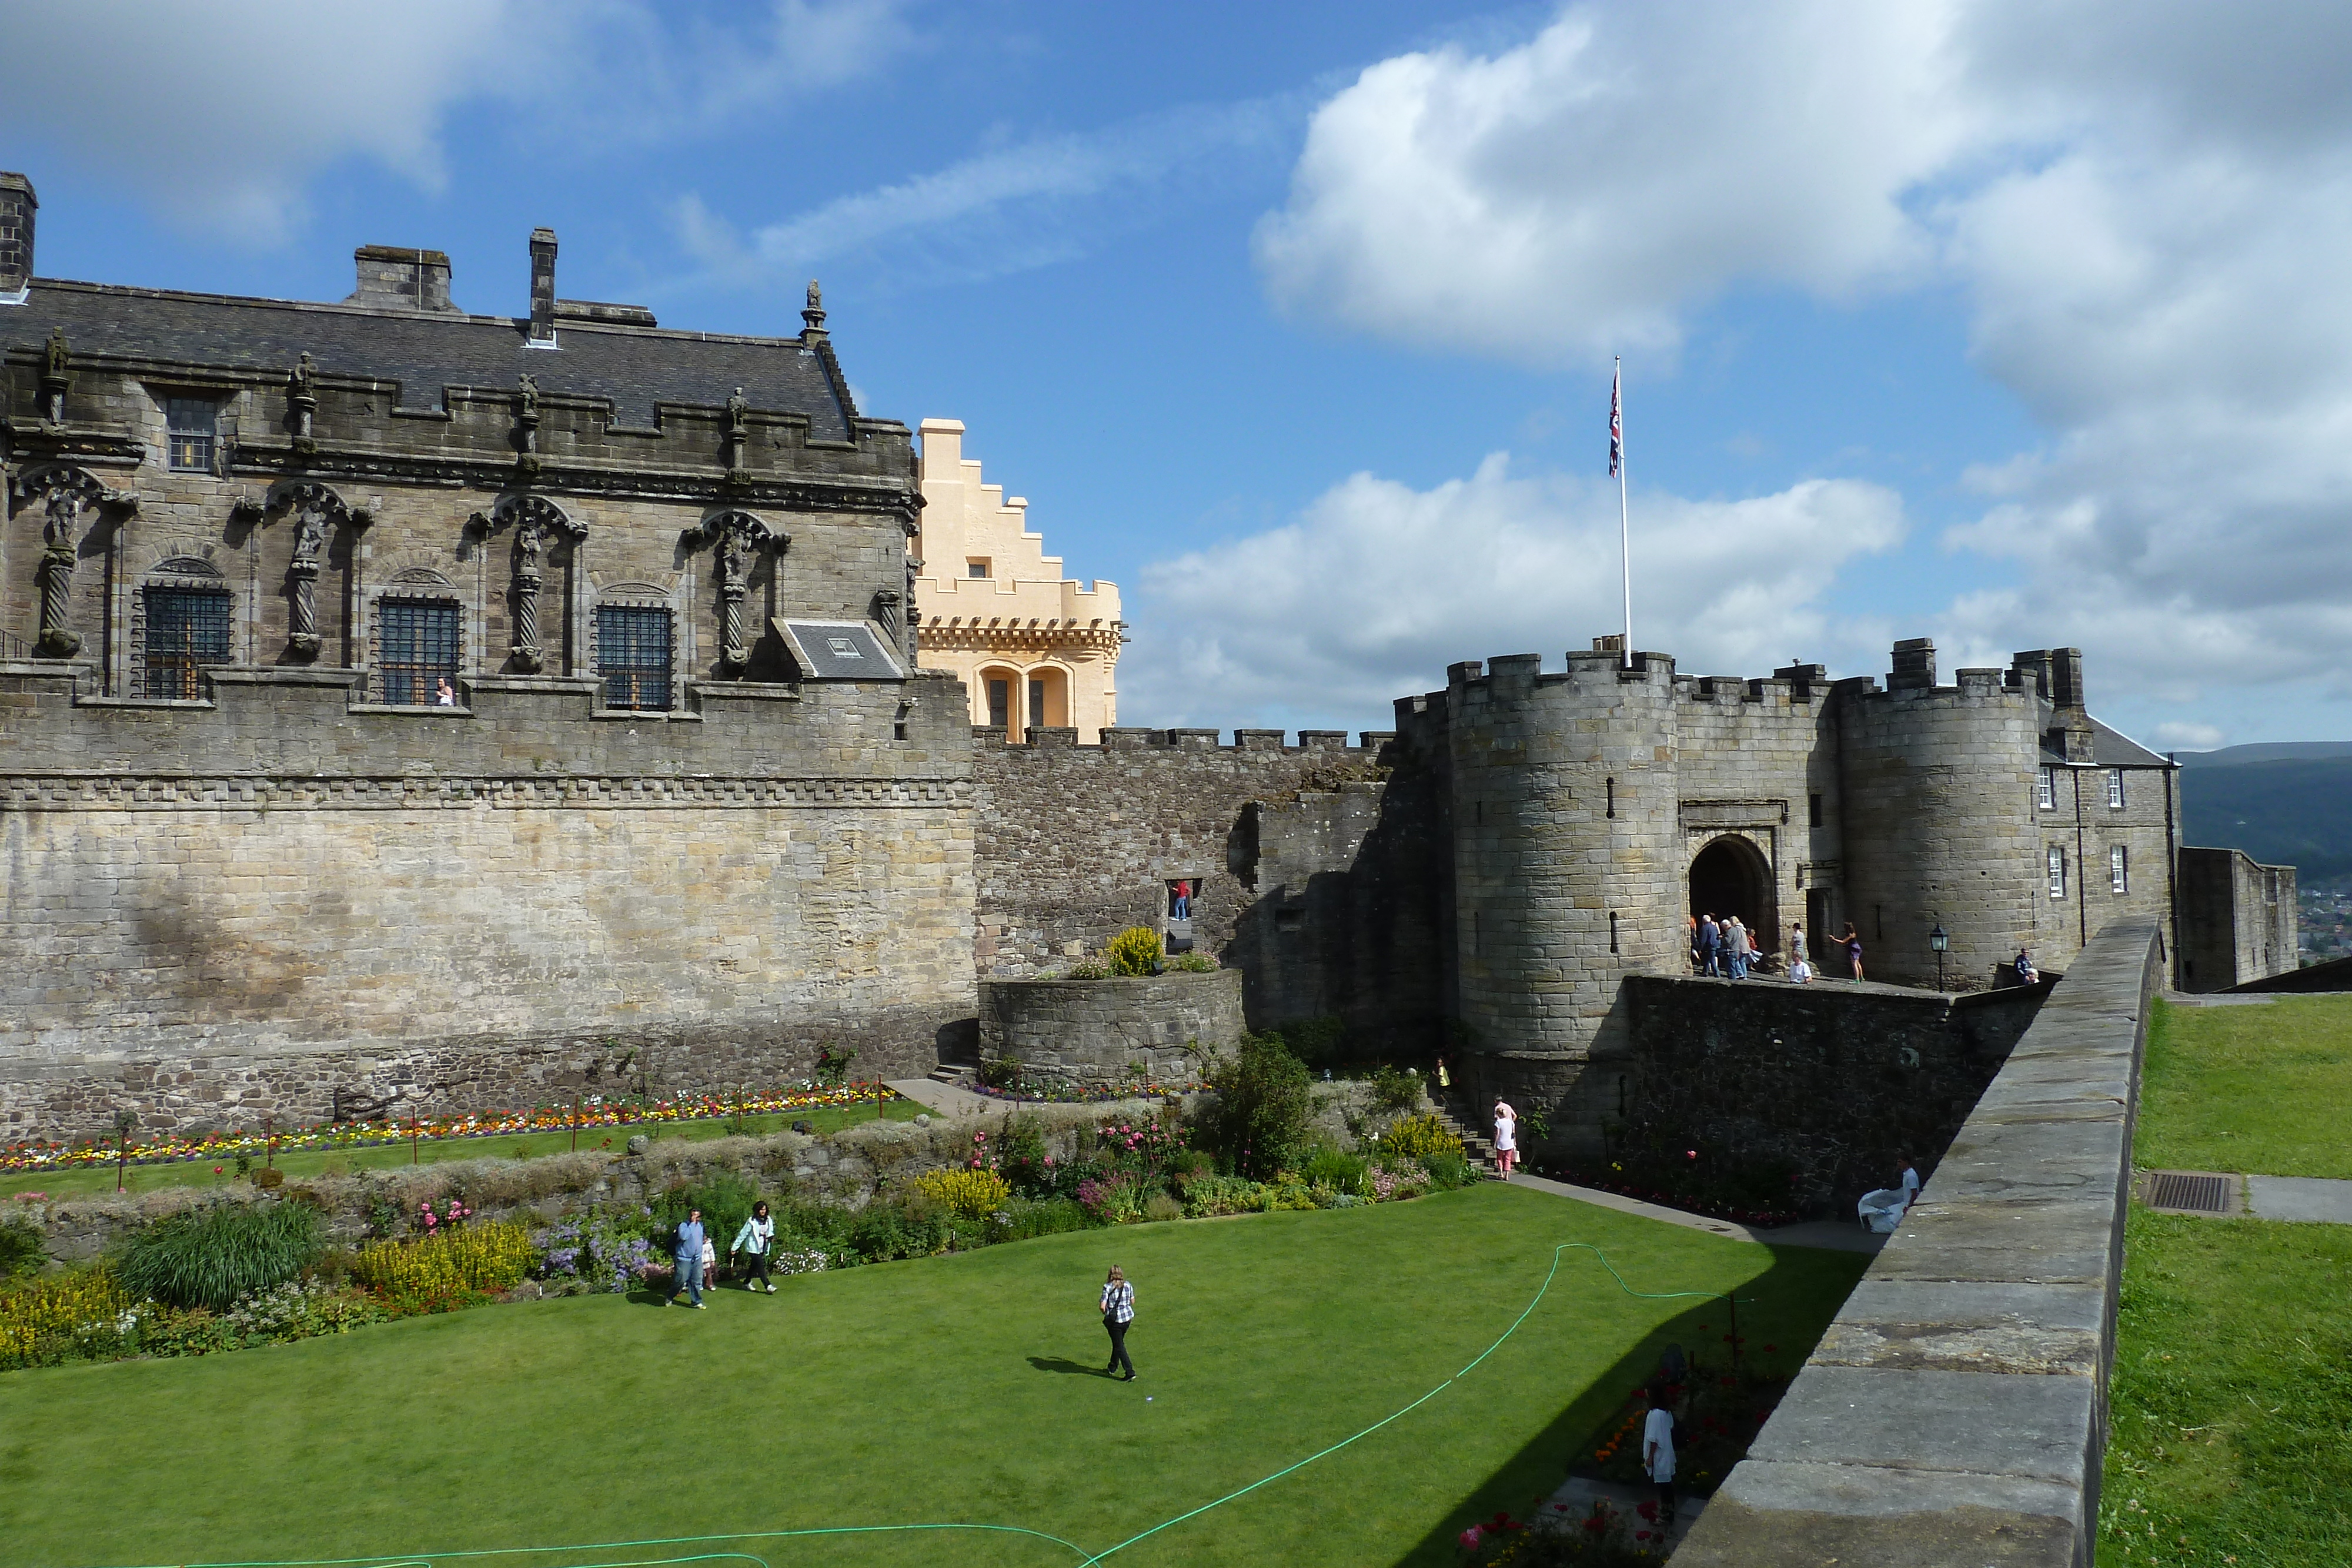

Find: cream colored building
913;419;1124;740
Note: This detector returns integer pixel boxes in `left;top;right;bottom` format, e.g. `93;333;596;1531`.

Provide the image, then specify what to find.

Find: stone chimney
1888;637;1937;690
0;172;34;302
344;245;459;314
527;228;558;347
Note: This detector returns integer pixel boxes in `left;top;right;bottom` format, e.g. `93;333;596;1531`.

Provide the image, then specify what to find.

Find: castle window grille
1028;678;1047;732
2037;766;2056;810
380;599;460;706
596;604;673;711
2107;769;2125;809
142;587;231;698
2048;847;2067;899
2111;844;2129;893
164;397;217;472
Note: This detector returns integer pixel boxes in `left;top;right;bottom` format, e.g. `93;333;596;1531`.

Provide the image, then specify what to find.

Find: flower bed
1;1083;903;1176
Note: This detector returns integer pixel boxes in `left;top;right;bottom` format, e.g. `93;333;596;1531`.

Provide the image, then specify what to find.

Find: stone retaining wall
1613;975;2050;1216
977;971;1244;1084
1673;919;2163;1568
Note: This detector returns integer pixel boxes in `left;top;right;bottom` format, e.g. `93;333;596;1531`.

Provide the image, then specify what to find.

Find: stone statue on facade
288;353;318;440
39;329;68;422
514;374;542;457
279;482;349;659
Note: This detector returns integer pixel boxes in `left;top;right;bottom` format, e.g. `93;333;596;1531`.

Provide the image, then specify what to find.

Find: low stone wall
978;971;1244;1085
1673;920;2163;1568
1610;975;2050;1216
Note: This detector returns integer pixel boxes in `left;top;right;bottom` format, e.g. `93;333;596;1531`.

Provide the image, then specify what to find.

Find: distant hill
2180;757;2352;885
2177;741;2352;768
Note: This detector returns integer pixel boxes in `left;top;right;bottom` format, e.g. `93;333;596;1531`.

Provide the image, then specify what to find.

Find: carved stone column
683;510;784;676
11;464;121;659
468;494;585;674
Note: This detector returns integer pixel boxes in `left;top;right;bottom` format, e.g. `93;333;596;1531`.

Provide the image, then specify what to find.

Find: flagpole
1616;357;1632;668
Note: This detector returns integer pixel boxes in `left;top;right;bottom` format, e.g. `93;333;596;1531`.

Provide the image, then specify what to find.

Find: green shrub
116;1202;322;1312
1368;1065;1422;1114
988;1198;1093;1242
1142;1192;1184;1223
975;1057;1021;1091
1201;1034;1314;1180
1379;1113;1464;1163
1420;1152;1474;1191
1105;926;1164;977
1168;952;1218;973
0;1216;45;1281
843;1198;951;1263
650;1172;759;1259
1303;1148;1369;1195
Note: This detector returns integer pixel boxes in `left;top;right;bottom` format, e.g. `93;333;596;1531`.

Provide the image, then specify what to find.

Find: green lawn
2139;995;2352;1178
2099;994;2352;1564
0;1099;926;1203
2099;1210;2352;1566
0;1183;1867;1568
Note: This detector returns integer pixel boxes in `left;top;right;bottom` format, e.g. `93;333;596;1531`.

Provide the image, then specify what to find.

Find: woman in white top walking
1100;1265;1137;1380
1492;1098;1518;1180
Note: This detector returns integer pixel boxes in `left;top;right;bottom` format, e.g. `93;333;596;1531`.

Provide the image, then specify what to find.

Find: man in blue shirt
671;1209;707;1308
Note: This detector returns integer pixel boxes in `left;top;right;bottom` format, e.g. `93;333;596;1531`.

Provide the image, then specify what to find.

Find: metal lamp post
1930;918;1950;992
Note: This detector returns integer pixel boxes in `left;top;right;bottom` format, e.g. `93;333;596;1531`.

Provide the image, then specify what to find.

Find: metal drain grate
2146;1171;2234;1214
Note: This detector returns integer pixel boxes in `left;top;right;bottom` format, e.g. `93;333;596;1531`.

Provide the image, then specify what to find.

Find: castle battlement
971;724;1393;756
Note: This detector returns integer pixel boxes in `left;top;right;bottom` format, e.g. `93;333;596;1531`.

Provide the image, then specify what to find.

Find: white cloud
678;95;1304;292
1121;455;1905;731
0;0;913;245
1253;2;1978;367
1249;0;2352;740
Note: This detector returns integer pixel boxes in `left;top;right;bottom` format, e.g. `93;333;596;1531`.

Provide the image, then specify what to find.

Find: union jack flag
1608;362;1622;478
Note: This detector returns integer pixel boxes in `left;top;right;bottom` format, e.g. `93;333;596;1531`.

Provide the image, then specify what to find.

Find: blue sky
11;1;2352;749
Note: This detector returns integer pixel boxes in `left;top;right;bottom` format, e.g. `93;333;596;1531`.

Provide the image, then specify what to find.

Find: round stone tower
1444;647;1682;1154
1836;640;2045;989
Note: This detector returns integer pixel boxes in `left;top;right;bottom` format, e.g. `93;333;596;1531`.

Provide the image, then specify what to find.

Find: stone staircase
1430;1092;1502;1175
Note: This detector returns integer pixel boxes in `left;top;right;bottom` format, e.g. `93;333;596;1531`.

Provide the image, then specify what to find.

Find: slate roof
4;279;856;439
2038;707;2174;768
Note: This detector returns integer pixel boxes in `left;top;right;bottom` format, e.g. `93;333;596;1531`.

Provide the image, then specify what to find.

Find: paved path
1498;1172;1887;1254
884;1078;1005;1119
2247;1174;2352;1223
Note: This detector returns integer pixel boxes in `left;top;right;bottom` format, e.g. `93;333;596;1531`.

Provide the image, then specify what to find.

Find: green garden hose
145;1242;1737;1568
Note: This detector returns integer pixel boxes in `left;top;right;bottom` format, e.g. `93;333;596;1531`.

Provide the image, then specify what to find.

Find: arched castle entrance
1690;835;1777;953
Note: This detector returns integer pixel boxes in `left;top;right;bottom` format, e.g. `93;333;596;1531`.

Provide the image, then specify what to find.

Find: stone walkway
1500;1171;1888;1254
2247;1174;2352;1223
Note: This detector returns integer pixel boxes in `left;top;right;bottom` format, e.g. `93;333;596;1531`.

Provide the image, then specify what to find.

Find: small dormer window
827;636;861;659
967;559;990;579
165;397;216;472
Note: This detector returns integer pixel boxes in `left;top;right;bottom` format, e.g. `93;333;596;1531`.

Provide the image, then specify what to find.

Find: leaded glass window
597;604;671;711
143;587;230;698
381;599;459;705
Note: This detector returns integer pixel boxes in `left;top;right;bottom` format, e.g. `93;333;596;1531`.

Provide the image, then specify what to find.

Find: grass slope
0;1101;926;1203
2101;1211;2352;1566
2140;996;2352;1179
0;1185;1866;1568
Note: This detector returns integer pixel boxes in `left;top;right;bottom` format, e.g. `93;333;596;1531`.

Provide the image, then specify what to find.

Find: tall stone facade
0;178;970;1136
2176;846;2296;992
0;170;2280;1152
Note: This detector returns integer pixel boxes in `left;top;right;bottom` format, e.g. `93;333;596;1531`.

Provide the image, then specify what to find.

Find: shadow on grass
1386;1244;1864;1568
1028;1355;1111;1377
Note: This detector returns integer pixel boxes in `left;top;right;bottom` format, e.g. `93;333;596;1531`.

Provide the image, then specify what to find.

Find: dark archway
1689;835;1776;952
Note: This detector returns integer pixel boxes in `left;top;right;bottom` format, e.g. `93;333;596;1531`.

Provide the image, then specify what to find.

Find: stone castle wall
969;726;1445;1053
978;971;1244;1085
2177;845;2296;992
0;664;975;1139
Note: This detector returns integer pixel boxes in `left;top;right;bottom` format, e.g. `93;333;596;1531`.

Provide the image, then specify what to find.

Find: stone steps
1431;1094;1501;1173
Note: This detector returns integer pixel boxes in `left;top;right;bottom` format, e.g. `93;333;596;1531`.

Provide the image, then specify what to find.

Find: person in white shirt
1492;1098;1518;1180
1642;1382;1678;1529
1897;1154;1922;1209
